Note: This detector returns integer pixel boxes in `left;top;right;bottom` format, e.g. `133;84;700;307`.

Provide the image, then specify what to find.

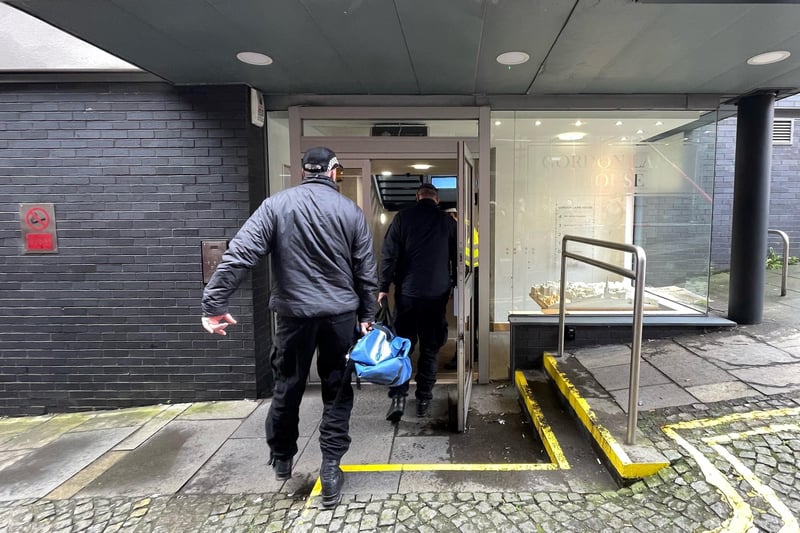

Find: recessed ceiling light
496;51;530;66
535;120;542;126
621;136;628;141
412;163;432;170
636;129;644;134
574;120;584;127
557;132;586;141
747;50;790;65
615;121;623;126
236;52;273;66
655;121;663;126
494;120;502;126
381;171;392;176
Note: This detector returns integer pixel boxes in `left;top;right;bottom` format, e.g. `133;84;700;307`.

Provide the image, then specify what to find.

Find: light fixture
747;50;791;65
494;120;502;126
655;121;663;126
380;213;387;225
636;129;644;134
381;171;392;176
412;163;432;170
615;121;623;126
236;51;273;66
557;132;586;141
496;51;530;66
574;120;584;127
535;120;542;126
621;136;628;141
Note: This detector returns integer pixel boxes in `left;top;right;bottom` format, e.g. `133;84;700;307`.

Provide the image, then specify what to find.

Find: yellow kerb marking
514;370;570;469
543;353;667;480
662;407;800;431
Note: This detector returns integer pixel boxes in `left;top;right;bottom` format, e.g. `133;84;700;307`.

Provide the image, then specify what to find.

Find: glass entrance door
456;141;476;432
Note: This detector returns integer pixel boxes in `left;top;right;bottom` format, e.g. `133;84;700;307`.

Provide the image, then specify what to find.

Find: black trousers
388;291;449;401
265;311;355;462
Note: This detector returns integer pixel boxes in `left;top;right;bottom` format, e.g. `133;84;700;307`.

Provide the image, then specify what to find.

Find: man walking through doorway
201;146;378;508
378;183;457;421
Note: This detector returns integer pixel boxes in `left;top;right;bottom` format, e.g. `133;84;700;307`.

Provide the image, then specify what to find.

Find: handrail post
768;229;789;296
559;235;646;445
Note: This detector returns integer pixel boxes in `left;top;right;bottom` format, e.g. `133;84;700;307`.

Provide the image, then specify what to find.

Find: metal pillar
728;92;775;324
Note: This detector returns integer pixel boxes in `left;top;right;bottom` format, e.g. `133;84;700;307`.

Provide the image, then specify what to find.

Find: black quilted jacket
202;177;378;323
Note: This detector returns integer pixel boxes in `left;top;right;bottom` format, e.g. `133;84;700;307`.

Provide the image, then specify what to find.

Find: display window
491;111;718;321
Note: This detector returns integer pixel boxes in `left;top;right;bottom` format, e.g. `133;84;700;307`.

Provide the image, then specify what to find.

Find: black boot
416;399;431;417
386;396;406;422
320;458;344;508
269;455;292;481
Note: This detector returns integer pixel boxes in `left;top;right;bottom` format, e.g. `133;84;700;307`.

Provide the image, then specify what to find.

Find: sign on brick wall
19;203;58;253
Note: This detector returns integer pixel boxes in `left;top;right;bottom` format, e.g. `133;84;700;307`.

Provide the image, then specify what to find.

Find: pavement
1;266;800;532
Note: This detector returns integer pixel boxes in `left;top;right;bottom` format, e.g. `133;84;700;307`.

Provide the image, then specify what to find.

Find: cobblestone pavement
1;394;797;532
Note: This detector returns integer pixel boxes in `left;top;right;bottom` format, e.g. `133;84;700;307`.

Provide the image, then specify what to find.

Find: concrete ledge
542;353;669;482
513;371;570;470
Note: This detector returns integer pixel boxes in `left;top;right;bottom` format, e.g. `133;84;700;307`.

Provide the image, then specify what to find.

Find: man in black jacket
378;183;457;421
201;146;377;509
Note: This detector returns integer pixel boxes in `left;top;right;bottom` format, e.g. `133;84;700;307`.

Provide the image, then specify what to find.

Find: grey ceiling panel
298;0;419;94
394;0;484;94
6;0;800;98
475;0;575;95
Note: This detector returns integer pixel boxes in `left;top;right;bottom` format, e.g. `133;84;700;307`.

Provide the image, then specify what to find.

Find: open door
456;141;475;432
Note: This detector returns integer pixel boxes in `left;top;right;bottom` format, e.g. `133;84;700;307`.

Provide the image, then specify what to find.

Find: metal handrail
768;229;790;297
557;235;647;445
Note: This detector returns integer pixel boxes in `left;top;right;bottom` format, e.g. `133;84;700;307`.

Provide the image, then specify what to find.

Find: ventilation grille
773;119;793;145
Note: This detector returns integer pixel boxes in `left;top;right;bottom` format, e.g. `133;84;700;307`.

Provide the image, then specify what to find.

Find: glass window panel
491;110;717;321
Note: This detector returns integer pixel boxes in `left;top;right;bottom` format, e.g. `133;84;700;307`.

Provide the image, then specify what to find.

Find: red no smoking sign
19;203;58;254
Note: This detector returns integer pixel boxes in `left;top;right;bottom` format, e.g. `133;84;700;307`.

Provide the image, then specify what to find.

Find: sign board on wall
19;203;58;253
250;88;265;127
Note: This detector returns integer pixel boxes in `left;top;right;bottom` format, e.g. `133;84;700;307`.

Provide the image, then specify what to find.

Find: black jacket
202;176;378;323
379;199;456;298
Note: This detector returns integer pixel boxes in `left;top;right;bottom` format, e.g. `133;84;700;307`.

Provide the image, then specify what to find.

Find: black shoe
320;459;343;508
270;456;292;481
416;400;431;418
386;396;406;422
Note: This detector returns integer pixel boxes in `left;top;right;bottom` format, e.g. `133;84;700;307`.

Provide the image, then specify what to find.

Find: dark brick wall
0;82;269;415
711;96;800;270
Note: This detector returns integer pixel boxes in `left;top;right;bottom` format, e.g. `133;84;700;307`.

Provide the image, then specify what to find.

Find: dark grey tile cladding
0;82;260;415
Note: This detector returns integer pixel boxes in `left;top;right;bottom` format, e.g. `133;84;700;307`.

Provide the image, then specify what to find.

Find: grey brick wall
0;82;269;415
711;95;800;270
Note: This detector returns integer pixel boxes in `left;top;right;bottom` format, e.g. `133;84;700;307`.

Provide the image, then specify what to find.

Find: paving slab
178;400;259;420
572;344;634;369
72;405;168;433
609;382;698;412
0;427;136;501
347;416;394;464
45;450;128;500
341;470;401;495
182;437;276;494
397;470;571;493
77;419;241;497
686;381;761;403
728;362;800;395
677;334;797;369
230;400;270;439
643;342;736;387
391;436;450;463
113;403;191;451
585;361;672;391
0;415;52;447
0;449;31;471
0;413;94;452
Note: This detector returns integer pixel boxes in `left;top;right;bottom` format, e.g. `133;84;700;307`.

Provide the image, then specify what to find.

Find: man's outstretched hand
202;313;238;336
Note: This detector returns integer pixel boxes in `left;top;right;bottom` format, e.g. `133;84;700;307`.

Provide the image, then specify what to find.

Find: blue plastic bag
348;324;412;387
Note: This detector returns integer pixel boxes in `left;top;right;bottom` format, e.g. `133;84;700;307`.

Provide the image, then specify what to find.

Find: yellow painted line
711;443;799;532
543;353;667;480
662;426;753;532
662;407;800;431
703;423;800;445
514;370;570;469
304;462;559;508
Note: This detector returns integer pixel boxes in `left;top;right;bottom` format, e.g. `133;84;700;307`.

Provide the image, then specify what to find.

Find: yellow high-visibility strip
703;423;800;445
543;353;667;480
514;370;570;469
